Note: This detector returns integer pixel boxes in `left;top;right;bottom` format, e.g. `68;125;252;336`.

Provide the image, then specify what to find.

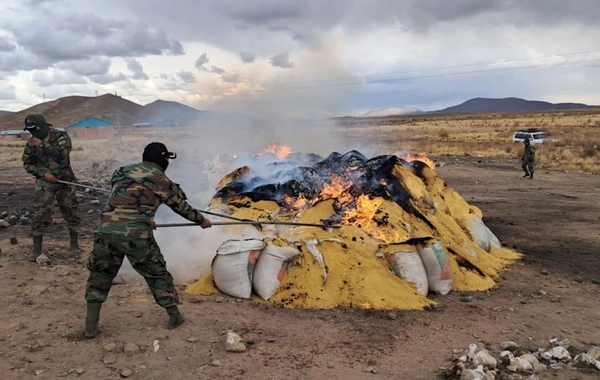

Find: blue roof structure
69;117;114;128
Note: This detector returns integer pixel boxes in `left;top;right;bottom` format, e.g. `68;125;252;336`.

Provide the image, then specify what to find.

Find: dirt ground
1;156;599;380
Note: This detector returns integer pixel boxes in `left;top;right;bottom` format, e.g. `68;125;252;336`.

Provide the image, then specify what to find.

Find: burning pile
186;149;520;310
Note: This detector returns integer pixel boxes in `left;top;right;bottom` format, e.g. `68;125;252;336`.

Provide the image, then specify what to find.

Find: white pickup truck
512;130;555;144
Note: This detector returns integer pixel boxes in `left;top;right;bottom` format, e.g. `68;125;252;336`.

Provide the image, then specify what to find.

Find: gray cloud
88;72;128;85
0;37;16;52
5;9;184;68
239;52;255;63
126;59;149;80
0;83;16;100
56;57;111;76
221;73;241;84
195;53;209;70
209;65;226;75
269;52;294;69
177;71;196;84
32;69;88;87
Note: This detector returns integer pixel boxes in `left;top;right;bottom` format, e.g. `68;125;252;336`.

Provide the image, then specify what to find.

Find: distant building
67;117;114;139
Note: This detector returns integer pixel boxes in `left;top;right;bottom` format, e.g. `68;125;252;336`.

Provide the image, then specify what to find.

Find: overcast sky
1;0;599;117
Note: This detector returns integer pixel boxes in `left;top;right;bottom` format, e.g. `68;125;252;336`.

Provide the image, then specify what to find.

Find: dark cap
143;142;177;160
23;114;52;131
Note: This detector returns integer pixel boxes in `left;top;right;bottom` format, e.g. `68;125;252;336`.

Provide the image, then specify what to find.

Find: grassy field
340;110;600;174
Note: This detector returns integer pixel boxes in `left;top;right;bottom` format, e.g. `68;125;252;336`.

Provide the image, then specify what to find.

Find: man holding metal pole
21;114;82;262
84;142;211;338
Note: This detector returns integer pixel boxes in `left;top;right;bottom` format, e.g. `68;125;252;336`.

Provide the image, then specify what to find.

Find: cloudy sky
1;0;599;117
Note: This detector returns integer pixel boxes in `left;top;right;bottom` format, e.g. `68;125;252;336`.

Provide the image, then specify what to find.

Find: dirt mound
186;150;521;310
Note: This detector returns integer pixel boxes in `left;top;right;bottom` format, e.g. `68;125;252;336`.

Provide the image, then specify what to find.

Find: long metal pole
155;221;341;229
56;180;323;225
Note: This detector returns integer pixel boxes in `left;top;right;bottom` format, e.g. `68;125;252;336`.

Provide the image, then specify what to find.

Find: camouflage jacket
96;161;206;238
522;145;536;162
22;128;76;181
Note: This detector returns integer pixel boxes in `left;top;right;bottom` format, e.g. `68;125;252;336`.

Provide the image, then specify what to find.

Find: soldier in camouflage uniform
21;114;81;262
521;138;536;179
84;142;212;337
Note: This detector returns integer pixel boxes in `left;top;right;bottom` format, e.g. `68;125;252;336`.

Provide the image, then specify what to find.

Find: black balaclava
142;142;177;171
23;114;52;139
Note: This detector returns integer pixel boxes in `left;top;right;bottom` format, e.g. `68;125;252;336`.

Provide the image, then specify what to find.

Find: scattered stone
507;356;533;372
9;237;18;245
102;354;118;365
363;366;378;374
103;343;118;352
540;269;549;275
90;200;101;205
26;285;49;297
574;353;600;370
97;367;113;377
588;346;600;361
186;337;201;343
538;290;547;296
474;351;497;369
120;368;133;378
386;312;397;320
244;332;260;345
500;341;520;352
133;311;143;318
75;368;85;374
7;215;19;225
225;331;246;352
56;266;70;277
36;254;51;266
123;343;140;355
112;275;126;285
211;359;221;367
214;295;226;303
0;219;9;228
87;210;95;215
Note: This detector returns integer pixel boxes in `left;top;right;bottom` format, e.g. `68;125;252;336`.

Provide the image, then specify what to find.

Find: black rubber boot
84;303;102;338
69;229;82;257
29;235;42;262
166;306;185;329
529;173;534;179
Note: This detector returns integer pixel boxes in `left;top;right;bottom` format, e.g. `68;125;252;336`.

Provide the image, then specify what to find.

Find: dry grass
339;110;600;174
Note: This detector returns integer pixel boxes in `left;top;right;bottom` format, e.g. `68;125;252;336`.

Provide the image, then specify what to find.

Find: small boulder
225;331;246;352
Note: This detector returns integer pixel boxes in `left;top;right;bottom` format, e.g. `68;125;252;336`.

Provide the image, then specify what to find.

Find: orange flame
266;141;292;160
282;194;311;210
405;153;436;170
319;176;352;202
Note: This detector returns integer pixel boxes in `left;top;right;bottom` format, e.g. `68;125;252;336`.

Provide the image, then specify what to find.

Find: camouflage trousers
522;160;535;175
85;233;179;308
32;179;80;236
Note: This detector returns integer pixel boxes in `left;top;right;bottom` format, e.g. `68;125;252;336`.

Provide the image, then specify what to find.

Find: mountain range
0;94;209;131
351;97;598;118
1;95;598;131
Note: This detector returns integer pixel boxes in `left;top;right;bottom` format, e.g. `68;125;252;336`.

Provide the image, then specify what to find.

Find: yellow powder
186;273;220;295
186;161;521;310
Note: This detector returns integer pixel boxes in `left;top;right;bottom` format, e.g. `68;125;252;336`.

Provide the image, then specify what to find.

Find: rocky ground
0;156;599;380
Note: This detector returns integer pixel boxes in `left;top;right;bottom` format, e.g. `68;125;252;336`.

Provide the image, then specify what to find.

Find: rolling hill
0;94;209;131
433;97;598;114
